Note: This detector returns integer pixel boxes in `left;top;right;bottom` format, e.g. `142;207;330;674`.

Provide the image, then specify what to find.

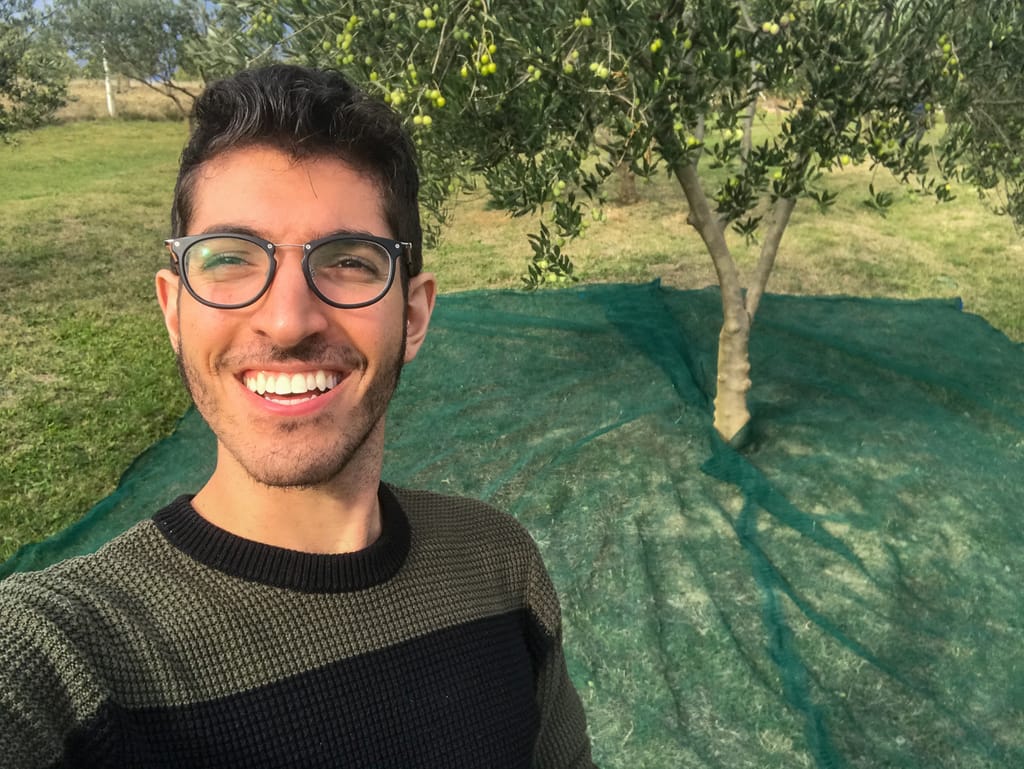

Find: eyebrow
195;225;388;242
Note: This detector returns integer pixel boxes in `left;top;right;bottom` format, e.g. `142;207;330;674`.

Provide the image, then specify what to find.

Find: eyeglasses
164;232;412;310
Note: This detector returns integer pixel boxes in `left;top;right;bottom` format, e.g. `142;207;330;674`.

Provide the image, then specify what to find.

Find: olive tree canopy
0;0;69;139
197;0;1023;442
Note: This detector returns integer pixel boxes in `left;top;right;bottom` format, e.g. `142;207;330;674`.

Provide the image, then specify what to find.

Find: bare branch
745;196;797;321
657;129;743;311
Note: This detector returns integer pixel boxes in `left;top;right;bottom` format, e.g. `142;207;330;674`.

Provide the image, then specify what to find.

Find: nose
248;246;330;346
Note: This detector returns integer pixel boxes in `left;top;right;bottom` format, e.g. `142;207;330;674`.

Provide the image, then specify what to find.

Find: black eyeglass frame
163;232;413;310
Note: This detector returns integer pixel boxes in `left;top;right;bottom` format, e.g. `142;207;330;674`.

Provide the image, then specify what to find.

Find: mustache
215;337;367;371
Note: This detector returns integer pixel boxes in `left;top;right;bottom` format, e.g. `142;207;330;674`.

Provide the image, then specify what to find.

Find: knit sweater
0;485;594;768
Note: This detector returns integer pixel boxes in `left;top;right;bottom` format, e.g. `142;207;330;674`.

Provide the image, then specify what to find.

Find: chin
177;333;404;491
246;457;358;490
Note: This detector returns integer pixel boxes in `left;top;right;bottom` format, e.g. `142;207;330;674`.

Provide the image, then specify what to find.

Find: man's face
155;146;435;489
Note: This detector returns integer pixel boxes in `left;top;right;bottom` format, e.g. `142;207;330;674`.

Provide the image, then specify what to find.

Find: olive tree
201;0;1020;443
1;0;69;139
940;0;1024;226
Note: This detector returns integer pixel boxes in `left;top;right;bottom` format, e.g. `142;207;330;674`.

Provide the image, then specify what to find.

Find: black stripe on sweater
60;610;550;769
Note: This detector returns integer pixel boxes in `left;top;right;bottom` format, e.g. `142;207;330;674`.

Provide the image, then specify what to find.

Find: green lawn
1;118;1022;561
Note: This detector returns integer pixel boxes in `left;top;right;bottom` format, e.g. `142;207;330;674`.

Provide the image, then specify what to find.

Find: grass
1;102;1022;562
1;121;191;558
438;160;1024;339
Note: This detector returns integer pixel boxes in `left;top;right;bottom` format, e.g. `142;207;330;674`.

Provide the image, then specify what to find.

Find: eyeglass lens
182;236;394;307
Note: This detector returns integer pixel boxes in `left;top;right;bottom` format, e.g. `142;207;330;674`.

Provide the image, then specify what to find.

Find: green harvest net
3;282;1023;769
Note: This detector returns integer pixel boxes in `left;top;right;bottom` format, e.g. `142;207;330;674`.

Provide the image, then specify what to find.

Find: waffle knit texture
0;484;594;768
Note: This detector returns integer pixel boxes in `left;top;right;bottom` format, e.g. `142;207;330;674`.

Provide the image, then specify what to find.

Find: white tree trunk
102;57;116;118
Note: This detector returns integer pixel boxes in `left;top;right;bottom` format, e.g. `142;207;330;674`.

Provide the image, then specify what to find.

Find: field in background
1;100;1022;560
56;78;199;121
441;170;1024;339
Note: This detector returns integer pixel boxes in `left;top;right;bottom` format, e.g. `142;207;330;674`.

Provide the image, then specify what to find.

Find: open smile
242;368;344;406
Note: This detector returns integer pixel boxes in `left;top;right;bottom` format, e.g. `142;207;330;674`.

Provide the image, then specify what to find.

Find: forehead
188;145;389;239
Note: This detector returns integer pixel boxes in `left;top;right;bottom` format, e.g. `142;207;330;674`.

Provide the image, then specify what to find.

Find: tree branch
657;128;744;316
123;76;196;116
745;195;796;320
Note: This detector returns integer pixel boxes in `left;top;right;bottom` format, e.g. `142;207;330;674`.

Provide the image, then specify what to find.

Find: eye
185;238;268;280
330;255;378;272
197;251;251;270
310;240;390;282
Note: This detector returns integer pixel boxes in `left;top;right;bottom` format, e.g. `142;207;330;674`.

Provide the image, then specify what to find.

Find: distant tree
200;0;1022;443
0;0;70;139
53;0;205;116
940;0;1024;225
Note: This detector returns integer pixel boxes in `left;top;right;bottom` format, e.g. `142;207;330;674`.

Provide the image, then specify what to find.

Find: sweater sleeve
524;543;598;769
0;584;95;769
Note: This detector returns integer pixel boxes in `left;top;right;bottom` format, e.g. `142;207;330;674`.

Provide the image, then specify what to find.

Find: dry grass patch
56;79;200;122
436;167;1023;340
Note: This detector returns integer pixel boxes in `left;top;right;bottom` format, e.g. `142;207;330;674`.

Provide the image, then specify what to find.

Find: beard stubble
175;328;406;490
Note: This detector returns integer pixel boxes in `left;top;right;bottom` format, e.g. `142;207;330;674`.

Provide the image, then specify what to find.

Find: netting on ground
4;282;1023;769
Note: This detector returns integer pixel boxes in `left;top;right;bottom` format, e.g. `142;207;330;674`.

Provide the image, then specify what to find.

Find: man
0;65;595;768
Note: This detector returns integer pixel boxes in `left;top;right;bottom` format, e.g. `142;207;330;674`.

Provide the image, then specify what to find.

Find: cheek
176;305;235;359
349;321;403;363
340;301;406;351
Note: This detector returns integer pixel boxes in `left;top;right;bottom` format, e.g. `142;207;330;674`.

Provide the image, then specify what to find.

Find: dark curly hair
170;64;423;277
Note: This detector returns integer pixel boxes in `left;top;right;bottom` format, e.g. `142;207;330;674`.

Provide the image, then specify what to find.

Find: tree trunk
615;158;640;205
659;133;752;442
741;94;757;160
713;311;753;443
102;57;116;118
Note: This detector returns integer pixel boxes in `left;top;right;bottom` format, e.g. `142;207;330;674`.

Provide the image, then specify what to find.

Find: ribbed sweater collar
152;484;410;593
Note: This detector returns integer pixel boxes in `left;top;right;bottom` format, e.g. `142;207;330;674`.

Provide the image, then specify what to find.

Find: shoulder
0;518;173;630
384;484;563;632
385;484;539;556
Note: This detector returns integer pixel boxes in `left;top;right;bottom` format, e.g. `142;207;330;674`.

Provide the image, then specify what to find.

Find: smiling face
156;145;435;491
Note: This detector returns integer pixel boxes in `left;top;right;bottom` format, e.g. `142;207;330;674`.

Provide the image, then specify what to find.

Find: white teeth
244;369;342;397
266;395;315;406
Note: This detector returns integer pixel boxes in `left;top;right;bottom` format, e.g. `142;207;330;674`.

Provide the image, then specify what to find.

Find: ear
403;272;437;363
155;268;182;352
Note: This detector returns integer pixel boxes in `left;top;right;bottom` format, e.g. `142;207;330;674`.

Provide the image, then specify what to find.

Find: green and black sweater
0;485;594;768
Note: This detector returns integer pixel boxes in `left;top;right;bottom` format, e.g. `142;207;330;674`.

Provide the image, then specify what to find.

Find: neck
192;431;385;555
